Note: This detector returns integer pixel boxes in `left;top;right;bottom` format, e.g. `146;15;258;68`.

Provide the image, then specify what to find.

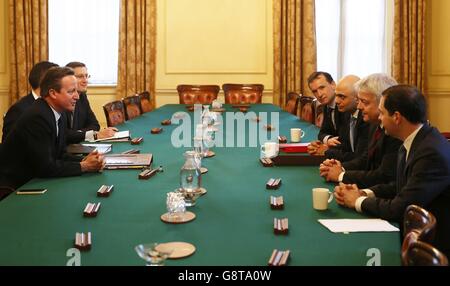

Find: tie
56;117;65;155
349;117;357;152
368;126;382;160
56;117;64;142
396;146;407;192
328;107;336;130
69;112;74;129
57;118;62;137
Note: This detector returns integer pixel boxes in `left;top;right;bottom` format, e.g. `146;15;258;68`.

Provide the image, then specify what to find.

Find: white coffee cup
312;188;334;210
290;128;305;143
260;142;279;158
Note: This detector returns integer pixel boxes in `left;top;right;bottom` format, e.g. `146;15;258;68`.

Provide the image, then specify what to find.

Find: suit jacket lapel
404;124;432;172
39;99;59;147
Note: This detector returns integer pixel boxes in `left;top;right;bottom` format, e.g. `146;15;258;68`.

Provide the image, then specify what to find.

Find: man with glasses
65;62;116;143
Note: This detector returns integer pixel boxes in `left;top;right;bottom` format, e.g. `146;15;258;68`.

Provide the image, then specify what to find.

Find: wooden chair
177;85;220;105
138;91;152;113
222;84;264;104
0;186;14;201
402;205;437;252
403;241;448;266
122;95;142;120
299;96;316;124
103;100;126;127
285;92;300;115
401;205;438;265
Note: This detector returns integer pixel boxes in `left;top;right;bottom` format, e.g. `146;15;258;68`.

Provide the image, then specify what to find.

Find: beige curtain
273;0;317;108
117;0;157;109
9;0;48;104
392;0;426;93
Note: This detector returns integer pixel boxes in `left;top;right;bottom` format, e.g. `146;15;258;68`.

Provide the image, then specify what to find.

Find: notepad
66;144;112;155
104;153;153;169
318;219;400;233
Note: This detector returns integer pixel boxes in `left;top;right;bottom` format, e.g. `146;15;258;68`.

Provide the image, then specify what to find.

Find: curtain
117;0;156;109
392;0;426;93
9;0;48;104
316;0;388;81
48;0;120;85
273;0;317;108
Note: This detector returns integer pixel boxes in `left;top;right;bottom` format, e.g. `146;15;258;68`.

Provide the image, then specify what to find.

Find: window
315;0;394;81
49;0;120;85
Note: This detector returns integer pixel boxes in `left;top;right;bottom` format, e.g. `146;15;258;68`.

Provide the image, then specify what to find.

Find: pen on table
16;190;47;195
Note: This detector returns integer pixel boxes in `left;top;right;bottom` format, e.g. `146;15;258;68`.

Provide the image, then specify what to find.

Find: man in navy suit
2;61;58;142
0;67;105;190
335;85;450;257
308;75;369;162
64;62;116;143
319;74;401;188
307;72;345;148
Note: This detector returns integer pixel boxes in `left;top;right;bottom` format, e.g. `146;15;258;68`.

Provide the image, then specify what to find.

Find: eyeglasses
75;74;91;79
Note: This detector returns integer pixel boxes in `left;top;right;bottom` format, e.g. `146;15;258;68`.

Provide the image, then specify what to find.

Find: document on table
66;144;112;154
318;219;400;233
91;131;130;142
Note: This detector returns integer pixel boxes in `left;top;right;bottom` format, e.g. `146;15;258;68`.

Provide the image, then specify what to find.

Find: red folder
279;143;309;153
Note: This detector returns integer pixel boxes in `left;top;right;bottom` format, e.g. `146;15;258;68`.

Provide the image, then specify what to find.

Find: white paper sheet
318;219;400;233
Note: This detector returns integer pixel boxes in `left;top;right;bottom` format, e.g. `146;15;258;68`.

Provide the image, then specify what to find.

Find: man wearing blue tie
334;85;450;257
308;75;369;162
0;67;105;191
307;71;344;147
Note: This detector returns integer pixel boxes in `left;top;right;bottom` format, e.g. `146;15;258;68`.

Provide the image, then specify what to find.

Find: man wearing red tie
319;73;402;188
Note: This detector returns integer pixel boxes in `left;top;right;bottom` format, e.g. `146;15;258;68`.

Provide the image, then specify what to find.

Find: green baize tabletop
0;104;401;266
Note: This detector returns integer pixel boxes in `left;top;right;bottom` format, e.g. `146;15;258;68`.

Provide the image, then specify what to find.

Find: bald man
308;75;369;162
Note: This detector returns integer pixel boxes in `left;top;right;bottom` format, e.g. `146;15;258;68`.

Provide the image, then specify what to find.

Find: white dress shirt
354;124;424;213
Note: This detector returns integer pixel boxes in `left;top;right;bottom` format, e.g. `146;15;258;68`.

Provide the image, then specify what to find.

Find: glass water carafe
202;105;214;127
180;151;201;192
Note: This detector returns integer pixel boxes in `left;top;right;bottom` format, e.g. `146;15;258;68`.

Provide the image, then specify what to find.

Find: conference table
0;104;401;266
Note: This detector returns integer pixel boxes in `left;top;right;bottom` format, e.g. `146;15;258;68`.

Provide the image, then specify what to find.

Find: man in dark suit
334;85;450;257
307;72;345;148
0;67;105;190
319;74;401;188
308;75;369;161
2;61;58;142
64;62;116;143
